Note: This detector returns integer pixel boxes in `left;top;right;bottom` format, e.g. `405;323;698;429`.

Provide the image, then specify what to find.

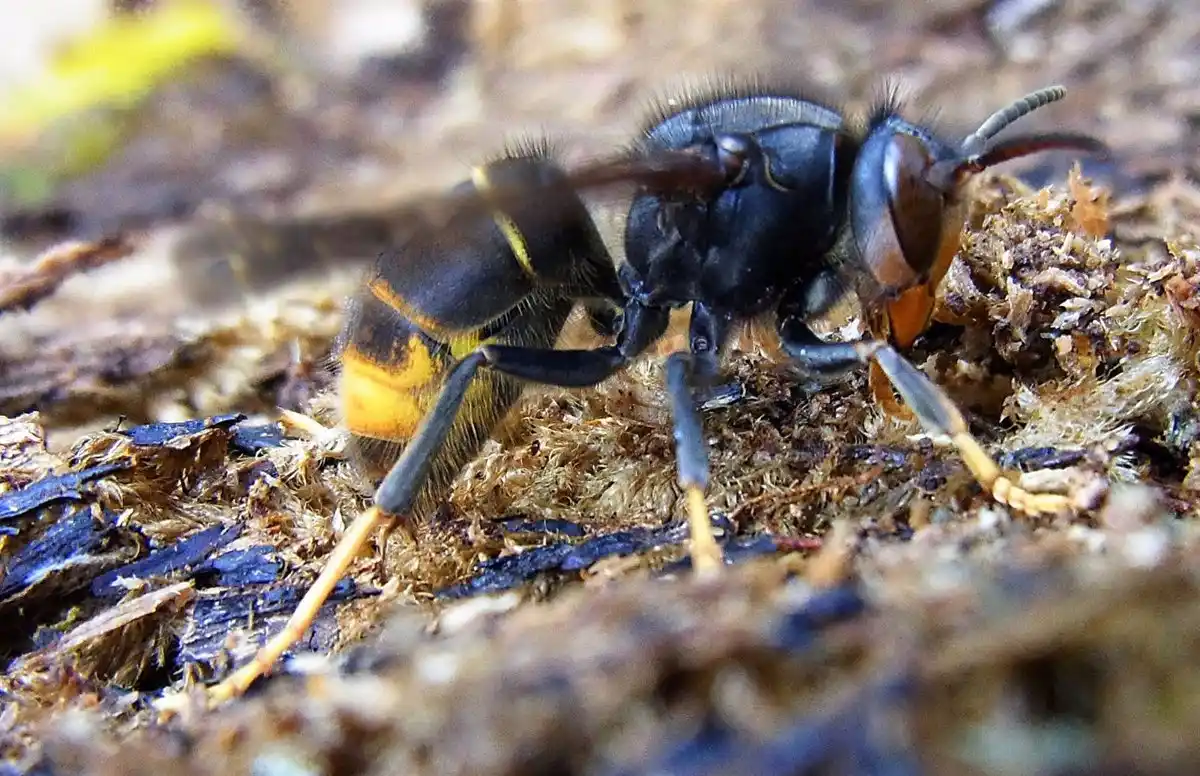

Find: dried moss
25;556;1200;776
0;269;351;444
3;165;1199;774
0;2;1196;774
3;2;1200;764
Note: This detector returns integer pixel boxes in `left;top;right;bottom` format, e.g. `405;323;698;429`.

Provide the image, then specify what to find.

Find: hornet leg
778;322;1081;516
481;301;727;575
664;351;724;576
655;302;736;577
203;302;669;705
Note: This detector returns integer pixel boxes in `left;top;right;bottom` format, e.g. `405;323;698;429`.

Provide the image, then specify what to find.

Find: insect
201;83;1106;704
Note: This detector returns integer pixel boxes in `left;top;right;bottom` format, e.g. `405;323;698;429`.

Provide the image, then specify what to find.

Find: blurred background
2;0;1195;240
0;0;1195;439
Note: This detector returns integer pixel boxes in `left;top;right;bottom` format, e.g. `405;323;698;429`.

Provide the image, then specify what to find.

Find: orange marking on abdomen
368;278;458;339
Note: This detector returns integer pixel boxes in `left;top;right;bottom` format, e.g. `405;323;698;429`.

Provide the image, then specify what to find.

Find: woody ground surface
1;1;1200;774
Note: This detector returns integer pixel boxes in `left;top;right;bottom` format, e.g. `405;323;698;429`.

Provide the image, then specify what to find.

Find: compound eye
714;134;751;185
884;133;946;278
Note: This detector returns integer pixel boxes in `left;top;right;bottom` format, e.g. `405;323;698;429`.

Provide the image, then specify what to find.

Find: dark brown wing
171;147;725;306
402;147;726;232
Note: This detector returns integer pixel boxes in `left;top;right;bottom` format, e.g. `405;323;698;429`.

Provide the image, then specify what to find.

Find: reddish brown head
848;85;1108;347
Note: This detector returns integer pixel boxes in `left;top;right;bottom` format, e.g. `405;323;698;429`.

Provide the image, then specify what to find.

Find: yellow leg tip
205;664;261;706
993;478;1074;516
200;504;397;707
953;433;1079;517
685;486;723;577
864;343;1092;519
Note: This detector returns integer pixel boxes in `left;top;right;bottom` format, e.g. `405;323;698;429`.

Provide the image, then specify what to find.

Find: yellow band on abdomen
471;166;537;280
339;341;440;441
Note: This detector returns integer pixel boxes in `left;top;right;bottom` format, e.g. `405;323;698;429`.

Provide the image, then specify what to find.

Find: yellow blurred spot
0;0;240;148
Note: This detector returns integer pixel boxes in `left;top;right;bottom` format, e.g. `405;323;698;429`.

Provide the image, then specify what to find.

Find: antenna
960;86;1067;157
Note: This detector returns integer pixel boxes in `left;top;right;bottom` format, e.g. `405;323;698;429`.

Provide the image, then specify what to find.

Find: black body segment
623;95;858;315
372;157;621;332
340;285;576;516
338;152;624;517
